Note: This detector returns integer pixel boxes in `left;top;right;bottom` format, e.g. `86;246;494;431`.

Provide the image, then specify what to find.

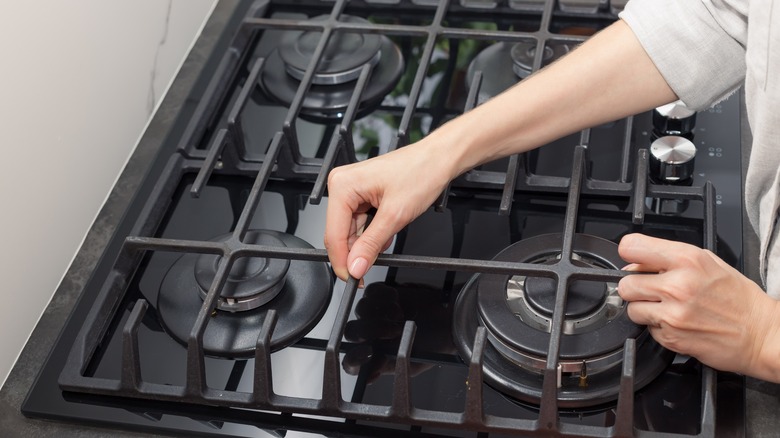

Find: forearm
423;19;677;179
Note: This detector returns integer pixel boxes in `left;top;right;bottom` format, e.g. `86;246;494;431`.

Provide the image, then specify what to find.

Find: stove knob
653;100;697;135
650;135;696;183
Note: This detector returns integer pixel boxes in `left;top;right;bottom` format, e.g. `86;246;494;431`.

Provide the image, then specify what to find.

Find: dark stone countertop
2;2;780;436
0;1;243;436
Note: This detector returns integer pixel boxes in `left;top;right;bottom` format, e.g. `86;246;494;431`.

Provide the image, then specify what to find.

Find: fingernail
349;257;369;279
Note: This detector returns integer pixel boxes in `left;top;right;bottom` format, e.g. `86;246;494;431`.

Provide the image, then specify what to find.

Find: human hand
325;141;455;281
617;233;780;381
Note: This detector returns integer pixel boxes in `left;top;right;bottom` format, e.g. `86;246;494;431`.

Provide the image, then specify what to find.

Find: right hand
324;141;454;281
617;233;780;380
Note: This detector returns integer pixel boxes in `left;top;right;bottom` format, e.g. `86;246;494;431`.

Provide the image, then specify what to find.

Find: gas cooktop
23;0;746;436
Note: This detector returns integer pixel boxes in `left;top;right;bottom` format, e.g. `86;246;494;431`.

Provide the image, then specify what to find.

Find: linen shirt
620;0;780;296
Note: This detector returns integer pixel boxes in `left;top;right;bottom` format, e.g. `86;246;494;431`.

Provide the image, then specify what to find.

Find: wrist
751;293;780;382
421;100;527;180
417;120;482;181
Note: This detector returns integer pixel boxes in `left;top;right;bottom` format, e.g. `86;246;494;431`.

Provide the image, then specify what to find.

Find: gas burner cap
158;230;333;358
509;254;621;333
279;15;383;85
452;233;674;408
510;41;571;78
260;34;403;120
195;232;289;312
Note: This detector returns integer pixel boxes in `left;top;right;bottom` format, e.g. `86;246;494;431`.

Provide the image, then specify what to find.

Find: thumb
346;208;402;279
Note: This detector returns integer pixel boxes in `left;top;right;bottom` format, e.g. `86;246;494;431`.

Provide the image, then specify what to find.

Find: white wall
0;0;217;389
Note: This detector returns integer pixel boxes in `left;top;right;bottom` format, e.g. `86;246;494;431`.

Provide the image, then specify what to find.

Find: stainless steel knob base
650;135;697;183
653;101;697;135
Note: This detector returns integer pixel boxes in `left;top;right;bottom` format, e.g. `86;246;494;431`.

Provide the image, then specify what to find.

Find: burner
259;15;404;119
510;41;571;78
195;232;289;312
510;254;622;335
158;230;333;358
452;233;674;408
466;40;571;103
279;16;383;85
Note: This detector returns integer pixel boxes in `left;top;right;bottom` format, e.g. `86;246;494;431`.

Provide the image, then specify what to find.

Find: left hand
325;141;454;281
617;233;780;380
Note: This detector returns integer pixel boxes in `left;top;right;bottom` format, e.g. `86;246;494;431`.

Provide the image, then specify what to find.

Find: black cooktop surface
23;0;746;436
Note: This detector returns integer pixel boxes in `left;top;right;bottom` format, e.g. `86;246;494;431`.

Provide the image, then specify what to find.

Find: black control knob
650;136;696;183
653;101;697;135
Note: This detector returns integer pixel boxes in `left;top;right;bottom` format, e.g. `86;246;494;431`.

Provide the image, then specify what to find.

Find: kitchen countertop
2;1;780;436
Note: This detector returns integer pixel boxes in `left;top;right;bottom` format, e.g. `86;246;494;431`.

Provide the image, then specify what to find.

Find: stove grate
57;0;722;436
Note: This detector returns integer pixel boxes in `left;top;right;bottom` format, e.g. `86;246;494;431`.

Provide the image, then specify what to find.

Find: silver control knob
653;100;697;135
650;136;696;183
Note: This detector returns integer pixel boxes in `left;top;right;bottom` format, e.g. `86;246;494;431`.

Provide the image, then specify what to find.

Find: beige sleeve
619;0;748;110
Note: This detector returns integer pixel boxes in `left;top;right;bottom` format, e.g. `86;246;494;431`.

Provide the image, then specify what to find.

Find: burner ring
453;233;674;408
506;254;622;335
194;232;290;312
158;230;333;358
510;41;571;78
285;50;382;85
259;36;404;119
279;15;383;85
485;328;645;376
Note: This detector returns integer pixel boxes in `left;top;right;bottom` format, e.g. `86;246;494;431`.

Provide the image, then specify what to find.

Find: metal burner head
506;253;621;335
259;16;404;121
194;232;289;312
279;16;383;85
510;41;571;78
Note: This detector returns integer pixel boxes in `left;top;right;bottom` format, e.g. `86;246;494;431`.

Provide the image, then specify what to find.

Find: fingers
619;270;681;336
325;178;403;281
325;167;370;280
324;145;449;281
346;204;405;278
618;275;658;303
618;233;670;271
345;214;365;248
624;300;658;327
618;233;698;272
324;195;357;281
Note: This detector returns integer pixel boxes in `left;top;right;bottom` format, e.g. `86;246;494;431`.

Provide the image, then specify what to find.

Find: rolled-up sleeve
619;0;748;110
